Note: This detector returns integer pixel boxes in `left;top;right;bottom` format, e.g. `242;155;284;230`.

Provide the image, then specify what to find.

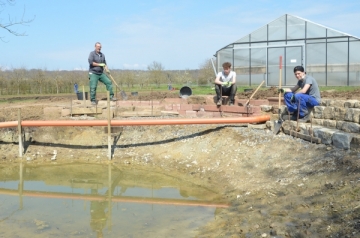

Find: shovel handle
245;80;265;105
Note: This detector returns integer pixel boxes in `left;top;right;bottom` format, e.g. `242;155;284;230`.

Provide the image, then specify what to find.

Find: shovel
273;56;283;134
107;72;128;100
245;80;265;106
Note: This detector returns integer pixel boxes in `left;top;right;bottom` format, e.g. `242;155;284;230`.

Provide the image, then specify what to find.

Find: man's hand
278;88;285;93
98;63;106;67
222;82;231;87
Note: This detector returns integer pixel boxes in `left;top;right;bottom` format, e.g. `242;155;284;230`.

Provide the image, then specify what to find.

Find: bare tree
198;58;216;86
0;0;35;41
10;67;26;94
147;61;166;87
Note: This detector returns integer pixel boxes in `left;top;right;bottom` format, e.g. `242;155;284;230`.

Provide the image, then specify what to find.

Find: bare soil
0;89;360;237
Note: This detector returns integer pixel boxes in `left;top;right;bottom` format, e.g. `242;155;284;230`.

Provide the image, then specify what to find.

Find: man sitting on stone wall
279;66;321;122
214;62;237;106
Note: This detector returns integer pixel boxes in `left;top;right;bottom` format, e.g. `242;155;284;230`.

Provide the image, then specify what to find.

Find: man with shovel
88;42;117;105
279;66;321;122
214;62;237;106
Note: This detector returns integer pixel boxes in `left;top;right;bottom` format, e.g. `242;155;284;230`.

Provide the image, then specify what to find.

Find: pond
0;163;228;238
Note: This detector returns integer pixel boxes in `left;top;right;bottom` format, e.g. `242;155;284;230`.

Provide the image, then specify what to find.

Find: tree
147;61;166;87
198;58;216;86
0;0;35;41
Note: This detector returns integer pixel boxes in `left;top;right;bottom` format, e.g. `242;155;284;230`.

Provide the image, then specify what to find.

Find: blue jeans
284;93;319;118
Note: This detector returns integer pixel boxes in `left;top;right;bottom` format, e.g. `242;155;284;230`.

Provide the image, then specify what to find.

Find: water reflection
0;163;227;237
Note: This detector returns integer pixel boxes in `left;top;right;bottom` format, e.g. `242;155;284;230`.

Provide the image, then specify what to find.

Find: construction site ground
0;88;360;237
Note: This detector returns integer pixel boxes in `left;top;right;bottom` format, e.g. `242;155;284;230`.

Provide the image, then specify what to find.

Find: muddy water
0;163;227;238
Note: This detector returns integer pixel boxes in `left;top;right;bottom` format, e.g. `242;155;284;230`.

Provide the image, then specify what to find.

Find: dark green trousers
89;73;114;102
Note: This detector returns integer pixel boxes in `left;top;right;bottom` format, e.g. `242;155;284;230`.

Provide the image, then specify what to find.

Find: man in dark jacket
88;42;116;105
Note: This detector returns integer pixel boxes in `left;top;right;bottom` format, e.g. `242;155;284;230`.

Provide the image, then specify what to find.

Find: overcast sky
1;0;360;71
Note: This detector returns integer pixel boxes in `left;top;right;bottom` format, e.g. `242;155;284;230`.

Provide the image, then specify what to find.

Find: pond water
0;163;227;238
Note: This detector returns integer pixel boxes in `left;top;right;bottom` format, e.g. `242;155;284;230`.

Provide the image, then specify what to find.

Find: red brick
204;105;221;112
178;110;186;115
185;110;197;117
197;111;213;117
172;104;181;111
164;98;183;104
180;104;193;111
192;104;203;111
164;104;173;110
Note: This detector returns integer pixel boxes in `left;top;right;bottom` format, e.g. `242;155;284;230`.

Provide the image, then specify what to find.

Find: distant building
214;14;360;86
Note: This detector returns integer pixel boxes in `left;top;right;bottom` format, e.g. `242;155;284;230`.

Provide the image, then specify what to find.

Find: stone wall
279;99;360;150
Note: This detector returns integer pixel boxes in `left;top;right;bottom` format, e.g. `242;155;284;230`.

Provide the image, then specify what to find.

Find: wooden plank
71;107;103;115
161;111;179;115
283;129;321;144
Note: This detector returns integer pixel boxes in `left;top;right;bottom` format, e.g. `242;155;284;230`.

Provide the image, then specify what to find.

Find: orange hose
2;115;269;127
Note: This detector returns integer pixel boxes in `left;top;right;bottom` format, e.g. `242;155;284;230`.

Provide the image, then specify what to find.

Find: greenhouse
214;14;360;86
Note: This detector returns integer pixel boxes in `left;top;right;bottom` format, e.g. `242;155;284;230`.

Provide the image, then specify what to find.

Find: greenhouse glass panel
234;49;249;85
250;48;266;85
349;40;360;86
235;35;250;43
267;47;284;86
327;37;348;43
285;46;302;85
327;28;347;37
287;15;305;40
307;43;326;85
306;22;326;38
217;48;233;74
327;42;348;86
250;25;267;42
268;16;286;41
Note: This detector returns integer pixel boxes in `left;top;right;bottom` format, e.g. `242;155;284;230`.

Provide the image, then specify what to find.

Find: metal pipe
0;115;270;128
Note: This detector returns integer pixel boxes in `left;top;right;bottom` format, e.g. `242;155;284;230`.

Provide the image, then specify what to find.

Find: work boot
282;113;297;121
298;114;310;123
91;101;96;105
110;97;117;101
216;98;222;106
229;101;234;106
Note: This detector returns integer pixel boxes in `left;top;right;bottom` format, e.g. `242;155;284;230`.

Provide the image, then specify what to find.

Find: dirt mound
237;86;279;99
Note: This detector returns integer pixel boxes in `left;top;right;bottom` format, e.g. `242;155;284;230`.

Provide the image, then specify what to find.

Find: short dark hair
222;62;231;68
293;66;305;73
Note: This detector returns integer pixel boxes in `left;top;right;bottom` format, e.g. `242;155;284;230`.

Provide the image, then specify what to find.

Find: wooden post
70;99;73;117
107;91;111;160
82;85;86;106
18;108;23;157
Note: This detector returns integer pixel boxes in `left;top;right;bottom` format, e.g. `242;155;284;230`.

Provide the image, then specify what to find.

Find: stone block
351;134;360;149
323;119;337;128
323;107;334;119
344;108;360;123
332;132;353;150
197;111;212;117
329;100;345;108
248;123;267;129
312;118;323;126
313;127;338;145
320;99;330;107
333;107;346;120
260;105;273;112
355;101;360;108
344;100;359;108
314;106;325;119
336;121;360;133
